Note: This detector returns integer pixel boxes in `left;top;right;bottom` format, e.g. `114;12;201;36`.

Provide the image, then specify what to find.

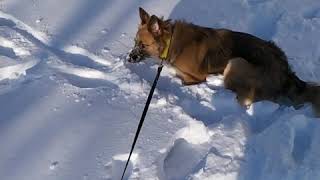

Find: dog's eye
137;41;146;48
138;41;155;49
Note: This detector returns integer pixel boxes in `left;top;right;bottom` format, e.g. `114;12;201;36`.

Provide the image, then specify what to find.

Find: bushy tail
287;73;320;117
304;84;320;116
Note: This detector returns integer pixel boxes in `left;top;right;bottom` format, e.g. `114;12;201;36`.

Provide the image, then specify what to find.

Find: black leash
120;61;164;180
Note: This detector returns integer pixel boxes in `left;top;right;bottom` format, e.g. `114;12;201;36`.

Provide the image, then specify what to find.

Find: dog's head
128;7;172;63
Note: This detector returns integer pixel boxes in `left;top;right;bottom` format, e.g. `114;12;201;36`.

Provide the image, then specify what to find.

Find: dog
128;7;320;116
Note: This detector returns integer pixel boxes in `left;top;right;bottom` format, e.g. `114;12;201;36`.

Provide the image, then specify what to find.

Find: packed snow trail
0;0;320;180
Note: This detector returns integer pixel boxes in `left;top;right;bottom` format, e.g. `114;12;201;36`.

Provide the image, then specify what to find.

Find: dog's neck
159;37;171;60
159;24;174;62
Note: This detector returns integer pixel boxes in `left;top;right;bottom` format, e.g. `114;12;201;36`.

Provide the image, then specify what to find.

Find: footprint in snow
102;47;110;53
49;161;59;170
36;18;43;24
0;45;17;59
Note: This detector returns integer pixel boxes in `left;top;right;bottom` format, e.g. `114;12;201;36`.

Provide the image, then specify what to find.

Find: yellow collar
160;37;171;60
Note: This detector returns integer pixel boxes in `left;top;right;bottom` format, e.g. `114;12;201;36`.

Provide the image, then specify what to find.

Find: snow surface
0;0;319;180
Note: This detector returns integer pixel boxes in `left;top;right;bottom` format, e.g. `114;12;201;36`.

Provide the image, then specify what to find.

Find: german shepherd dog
128;7;320;116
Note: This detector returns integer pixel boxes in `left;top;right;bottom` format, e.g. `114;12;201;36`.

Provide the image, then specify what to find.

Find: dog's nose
128;48;141;63
128;54;138;63
128;53;138;62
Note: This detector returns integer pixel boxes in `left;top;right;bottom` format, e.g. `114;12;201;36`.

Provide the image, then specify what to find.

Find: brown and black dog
128;7;320;116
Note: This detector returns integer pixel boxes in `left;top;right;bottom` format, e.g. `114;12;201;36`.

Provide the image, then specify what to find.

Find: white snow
0;0;319;180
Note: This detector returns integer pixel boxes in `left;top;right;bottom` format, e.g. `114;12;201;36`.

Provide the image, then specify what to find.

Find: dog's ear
163;19;172;33
139;7;150;25
148;15;162;37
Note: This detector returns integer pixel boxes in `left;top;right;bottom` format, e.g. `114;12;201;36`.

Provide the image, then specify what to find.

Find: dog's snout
128;48;138;62
128;47;145;63
128;52;138;62
129;53;138;60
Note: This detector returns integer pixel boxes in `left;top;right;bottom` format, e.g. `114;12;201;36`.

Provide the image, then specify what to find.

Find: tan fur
136;24;161;57
130;8;320;116
223;58;259;106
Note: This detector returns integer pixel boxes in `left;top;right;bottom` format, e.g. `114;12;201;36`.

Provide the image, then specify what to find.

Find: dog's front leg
175;68;206;85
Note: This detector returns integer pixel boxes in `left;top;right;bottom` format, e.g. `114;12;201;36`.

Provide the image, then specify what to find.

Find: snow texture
0;0;319;180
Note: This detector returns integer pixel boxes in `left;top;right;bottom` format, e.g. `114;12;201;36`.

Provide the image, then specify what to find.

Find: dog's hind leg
223;58;260;106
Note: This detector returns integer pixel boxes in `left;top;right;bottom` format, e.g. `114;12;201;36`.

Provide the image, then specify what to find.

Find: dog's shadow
125;60;244;126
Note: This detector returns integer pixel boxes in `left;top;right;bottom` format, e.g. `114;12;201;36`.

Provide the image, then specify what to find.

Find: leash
121;26;173;179
120;61;164;180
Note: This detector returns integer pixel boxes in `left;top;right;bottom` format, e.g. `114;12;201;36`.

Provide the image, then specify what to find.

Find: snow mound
105;153;138;180
162;138;208;180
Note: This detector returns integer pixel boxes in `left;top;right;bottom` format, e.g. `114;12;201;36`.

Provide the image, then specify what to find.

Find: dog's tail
287;73;320;116
303;84;320;116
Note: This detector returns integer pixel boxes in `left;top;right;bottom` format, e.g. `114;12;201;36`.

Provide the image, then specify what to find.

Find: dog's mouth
128;47;149;63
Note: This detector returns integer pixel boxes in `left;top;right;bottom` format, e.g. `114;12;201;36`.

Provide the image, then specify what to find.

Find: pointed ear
163;19;172;33
139;7;150;25
148;15;162;36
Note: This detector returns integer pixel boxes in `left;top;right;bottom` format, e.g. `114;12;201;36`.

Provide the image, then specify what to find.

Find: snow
0;0;319;180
